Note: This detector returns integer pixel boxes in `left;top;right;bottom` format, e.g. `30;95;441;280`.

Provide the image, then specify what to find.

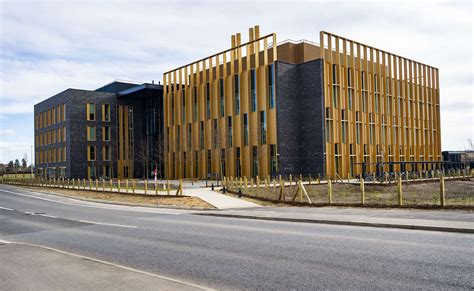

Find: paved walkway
184;187;260;209
0;242;205;290
193;207;474;233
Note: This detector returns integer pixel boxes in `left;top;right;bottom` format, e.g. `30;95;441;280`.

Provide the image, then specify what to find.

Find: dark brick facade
34;82;163;179
275;59;325;177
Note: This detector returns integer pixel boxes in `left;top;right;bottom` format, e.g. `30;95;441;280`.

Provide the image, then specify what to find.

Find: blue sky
0;0;473;164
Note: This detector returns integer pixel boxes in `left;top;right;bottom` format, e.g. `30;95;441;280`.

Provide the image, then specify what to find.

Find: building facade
34;81;164;179
163;26;442;179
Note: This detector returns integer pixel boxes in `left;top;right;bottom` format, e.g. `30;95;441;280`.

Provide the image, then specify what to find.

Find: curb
192;213;474;234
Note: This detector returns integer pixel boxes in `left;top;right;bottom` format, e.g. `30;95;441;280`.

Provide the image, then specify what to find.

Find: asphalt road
1;185;473;290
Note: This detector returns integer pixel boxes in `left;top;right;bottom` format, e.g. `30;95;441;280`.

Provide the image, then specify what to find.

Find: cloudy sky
0;0;472;164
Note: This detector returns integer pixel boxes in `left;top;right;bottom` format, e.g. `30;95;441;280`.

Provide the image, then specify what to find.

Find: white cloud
0;129;16;136
0;0;472;162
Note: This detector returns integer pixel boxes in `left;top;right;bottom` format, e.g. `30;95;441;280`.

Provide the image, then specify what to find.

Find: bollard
440;176;446;207
397;176;403;206
360;178;365;205
328;179;333;204
211;183;214;191
238;188;242;198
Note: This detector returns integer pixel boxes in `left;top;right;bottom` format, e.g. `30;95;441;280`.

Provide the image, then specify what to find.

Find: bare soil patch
16;186;215;209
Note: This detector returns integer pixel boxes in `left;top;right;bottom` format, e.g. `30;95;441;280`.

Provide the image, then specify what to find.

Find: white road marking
0;187;186;215
39;214;58;219
0;206;13;211
79;220;137;229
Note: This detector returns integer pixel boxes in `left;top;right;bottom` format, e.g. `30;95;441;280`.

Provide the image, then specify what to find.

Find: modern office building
34;81;164;179
163;26;441;179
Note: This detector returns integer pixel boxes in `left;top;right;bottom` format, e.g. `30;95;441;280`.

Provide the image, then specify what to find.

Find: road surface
0;185;473;289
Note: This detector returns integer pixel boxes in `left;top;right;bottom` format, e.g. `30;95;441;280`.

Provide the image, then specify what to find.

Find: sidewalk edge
192;213;474;234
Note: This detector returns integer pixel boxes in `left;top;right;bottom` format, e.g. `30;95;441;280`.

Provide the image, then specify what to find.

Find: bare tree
152;133;165;178
137;136;149;179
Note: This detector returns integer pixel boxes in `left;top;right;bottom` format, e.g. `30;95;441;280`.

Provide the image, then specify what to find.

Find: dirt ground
17;186;215;209
235;178;473;208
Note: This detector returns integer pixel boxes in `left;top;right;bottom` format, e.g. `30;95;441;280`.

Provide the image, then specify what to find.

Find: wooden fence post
244;176;248;188
89;179;92;191
132;180;135;194
289;174;293;186
440;176;445;207
279;175;285;203
117;179;121;193
360;178;365;205
95;179;98;191
328;179;333;204
109;179;113;192
126;179;129;193
397;176;403;206
144;180;148;195
167;180;170;195
256;176;260;188
265;178;269;188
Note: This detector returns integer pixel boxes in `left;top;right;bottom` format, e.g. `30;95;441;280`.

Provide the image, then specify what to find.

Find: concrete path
0;242;205;290
184;187;260;209
193;207;474;233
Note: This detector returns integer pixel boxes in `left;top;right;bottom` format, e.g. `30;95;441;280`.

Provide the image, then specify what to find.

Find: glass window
251;69;257;112
206;83;211;119
268;64;275;109
87;126;96;141
234;74;240;115
87;103;95;121
103;126;110;141
227;116;232;147
219;78;225;117
235;147;241;178
182;90;186;124
260;111;266;145
103;104;110;122
194;86;198;122
243;113;249;146
88;145;96;161
200;121;204;150
252;146;258;177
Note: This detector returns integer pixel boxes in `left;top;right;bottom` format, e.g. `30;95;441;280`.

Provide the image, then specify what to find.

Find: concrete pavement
0;242;205;290
194;207;474;233
184;187;260;209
